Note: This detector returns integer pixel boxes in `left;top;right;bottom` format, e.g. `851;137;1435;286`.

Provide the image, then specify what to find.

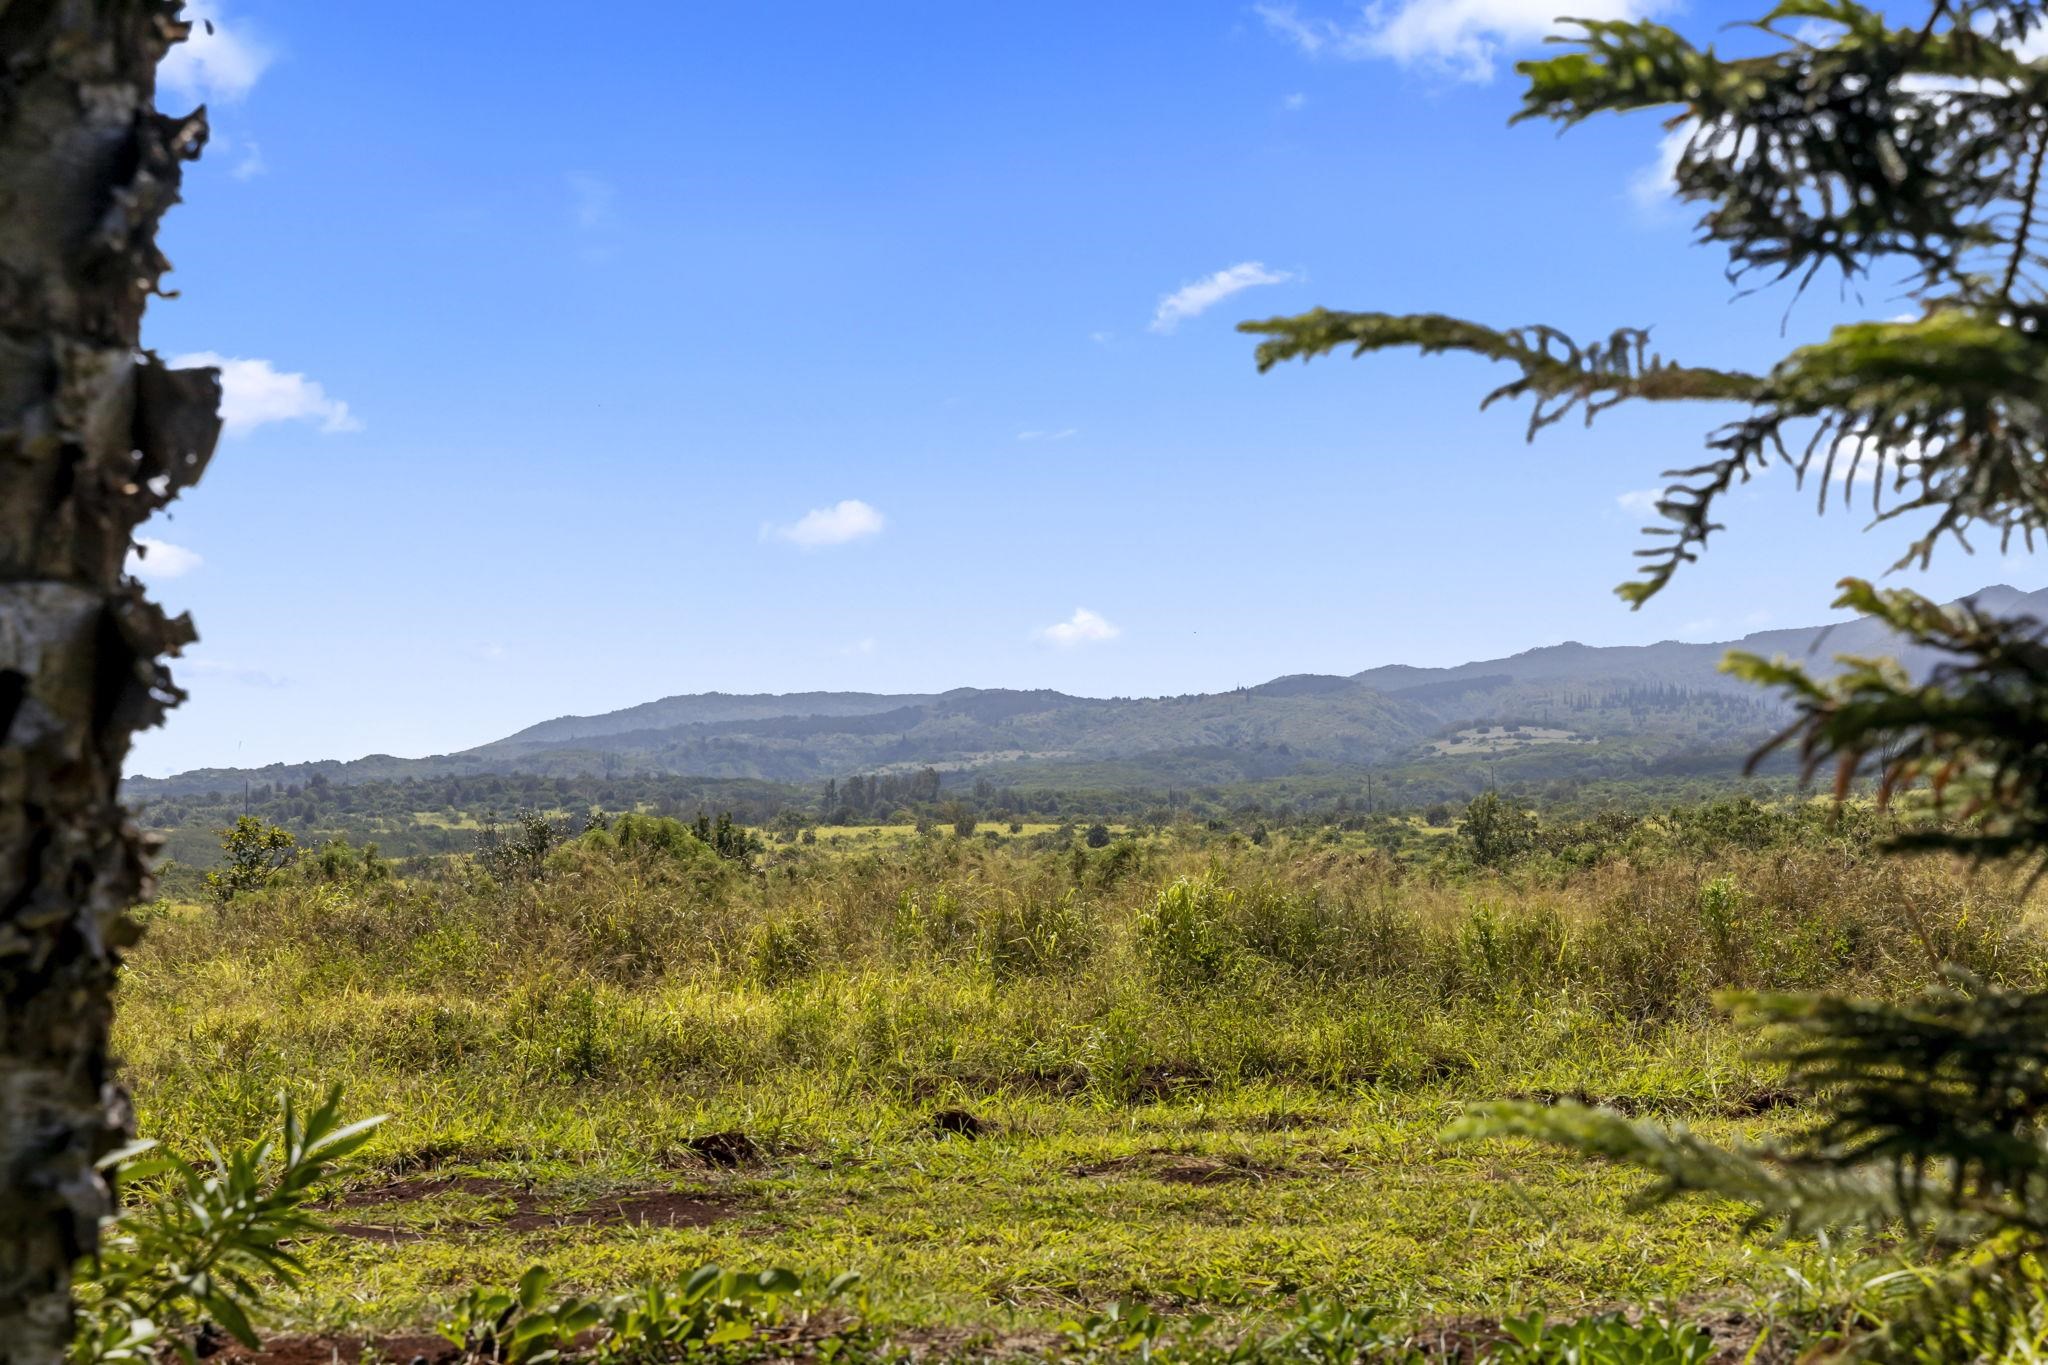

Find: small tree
204;816;298;905
1459;791;1532;869
474;810;561;884
1245;0;2048;1351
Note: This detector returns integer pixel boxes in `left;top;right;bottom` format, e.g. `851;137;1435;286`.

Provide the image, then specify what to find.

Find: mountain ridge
126;584;2047;799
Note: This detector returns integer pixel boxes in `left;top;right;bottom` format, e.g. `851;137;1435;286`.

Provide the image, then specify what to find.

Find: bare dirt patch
1506;1087;1803;1118
1067;1151;1292;1185
196;1333;457;1364
684;1129;762;1167
323;1175;729;1242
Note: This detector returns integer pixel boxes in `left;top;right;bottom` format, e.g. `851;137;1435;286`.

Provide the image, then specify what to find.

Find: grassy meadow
117;808;2048;1355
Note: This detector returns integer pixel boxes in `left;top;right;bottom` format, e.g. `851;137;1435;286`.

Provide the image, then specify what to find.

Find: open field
114;810;2048;1354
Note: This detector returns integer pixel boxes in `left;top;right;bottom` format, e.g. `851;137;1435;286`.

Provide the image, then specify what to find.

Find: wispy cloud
1257;0;1667;83
1616;487;1666;513
159;1;274;104
1038;607;1121;647
126;538;202;580
1282;91;1308;111
1151;261;1296;334
841;637;879;657
179;656;291;689
764;499;886;548
1631;121;1692;212
567;172;616;230
1017;428;1078;442
231;140;267;180
169;352;360;438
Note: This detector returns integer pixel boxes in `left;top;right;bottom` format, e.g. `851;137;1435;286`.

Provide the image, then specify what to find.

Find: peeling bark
0;4;219;1360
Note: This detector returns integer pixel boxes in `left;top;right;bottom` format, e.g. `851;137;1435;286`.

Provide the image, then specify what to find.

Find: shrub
1140;875;1241;988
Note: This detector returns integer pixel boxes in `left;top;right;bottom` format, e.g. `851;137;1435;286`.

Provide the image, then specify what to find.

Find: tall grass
117;826;2046;1158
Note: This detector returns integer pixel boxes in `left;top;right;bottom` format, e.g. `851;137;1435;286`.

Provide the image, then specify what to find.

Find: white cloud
1282;91;1309;110
1617;487;1666;513
1017;428;1078;442
1631;121;1693;211
1257;0;1666;83
1089;330;1115;345
125;538;202;580
231;140;266;180
1151;261;1296;334
1038;607;1121;647
1823;432;1930;492
764;499;886;548
841;637;879;657
170;352;361;437
159;1;273;104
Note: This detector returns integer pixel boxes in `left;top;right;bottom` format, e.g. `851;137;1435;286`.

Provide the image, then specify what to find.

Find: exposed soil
209;1319;1067;1365
332;1174;508;1208
929;1108;987;1139
322;1174;728;1242
1506;1087;1804;1118
684;1129;762;1167
195;1332;458;1364
1067;1150;1292;1185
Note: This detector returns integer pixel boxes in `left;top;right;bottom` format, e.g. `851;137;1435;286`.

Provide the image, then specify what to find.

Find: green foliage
1059;1298;1718;1363
695;809;763;868
1244;0;2048;606
437;1265;603;1364
1729;579;2048;863
1138;875;1243;988
1489;1311;1714;1364
73;1087;382;1362
476;809;564;884
438;1263;861;1363
303;835;388;885
202;815;295;905
1461;791;1535;868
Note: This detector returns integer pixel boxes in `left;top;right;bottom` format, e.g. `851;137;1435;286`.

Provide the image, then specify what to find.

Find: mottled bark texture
0;3;219;1360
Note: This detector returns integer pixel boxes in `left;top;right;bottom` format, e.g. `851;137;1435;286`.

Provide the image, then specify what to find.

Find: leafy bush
438;1263;862;1363
476;810;564;884
72;1087;382;1363
1489;1311;1714;1364
1139;875;1242;988
204;815;296;905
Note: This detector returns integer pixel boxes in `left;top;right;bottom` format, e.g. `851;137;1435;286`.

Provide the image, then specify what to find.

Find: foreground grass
115;819;2048;1346
260;1090;1792;1341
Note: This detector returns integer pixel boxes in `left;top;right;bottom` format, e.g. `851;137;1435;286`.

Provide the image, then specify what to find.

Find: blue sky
126;0;2047;775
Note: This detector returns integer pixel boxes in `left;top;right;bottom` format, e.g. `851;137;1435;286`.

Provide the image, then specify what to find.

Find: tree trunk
0;4;219;1360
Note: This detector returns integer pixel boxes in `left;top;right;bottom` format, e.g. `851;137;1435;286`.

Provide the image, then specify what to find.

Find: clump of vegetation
72;1089;381;1363
203;815;297;905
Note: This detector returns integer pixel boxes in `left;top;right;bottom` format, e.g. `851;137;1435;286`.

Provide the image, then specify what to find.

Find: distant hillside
481;690;941;752
126;584;2047;800
1354;584;2048;694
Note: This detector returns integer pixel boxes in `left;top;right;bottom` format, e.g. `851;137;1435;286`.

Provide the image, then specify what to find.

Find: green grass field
114;816;2048;1355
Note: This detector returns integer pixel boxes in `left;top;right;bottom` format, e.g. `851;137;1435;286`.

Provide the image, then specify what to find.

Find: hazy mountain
1356;583;2048;694
479;691;941;752
126;584;2046;799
